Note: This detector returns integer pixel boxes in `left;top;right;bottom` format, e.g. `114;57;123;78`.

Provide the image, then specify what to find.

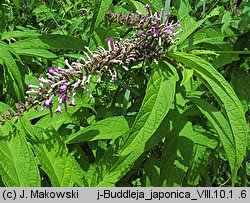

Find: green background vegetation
0;0;249;187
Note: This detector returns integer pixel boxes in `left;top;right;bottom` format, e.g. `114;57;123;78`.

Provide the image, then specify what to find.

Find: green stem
0;0;6;33
206;0;220;15
202;0;206;17
216;51;250;54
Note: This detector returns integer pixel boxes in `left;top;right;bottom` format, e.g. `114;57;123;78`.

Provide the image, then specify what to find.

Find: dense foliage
0;0;249;187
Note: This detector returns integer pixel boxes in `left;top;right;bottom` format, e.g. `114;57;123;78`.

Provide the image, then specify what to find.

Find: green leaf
68;18;83;35
14;49;58;59
172;0;191;19
238;2;250;32
159;112;216;187
212;44;240;69
187;129;218;149
96;117;171;186
89;27;119;50
167;52;248;185
189;97;236;173
96;61;177;186
173;7;221;49
90;0;113;34
142;155;160;186
221;11;232;34
12;0;21;10
119;61;178;156
35;112;70;131
148;0;164;11
0;129;40;186
0;46;24;102
159;110;188;186
1;30;39;40
230;69;250;113
122;0;147;14
31;129;86;186
95;0;113;26
185;145;211;186
0;102;14;134
10;35;87;51
32;5;54;22
180;66;193;86
66;116;130;144
179;27;226;50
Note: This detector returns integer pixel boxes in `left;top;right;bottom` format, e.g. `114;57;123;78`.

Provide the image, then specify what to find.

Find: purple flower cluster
0;4;183;125
25;59;93;117
106;4;183;45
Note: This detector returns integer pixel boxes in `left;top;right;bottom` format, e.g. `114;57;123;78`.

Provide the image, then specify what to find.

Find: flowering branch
0;4;182;125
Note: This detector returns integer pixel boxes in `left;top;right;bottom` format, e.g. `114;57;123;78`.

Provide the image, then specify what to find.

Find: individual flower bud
106;38;115;51
144;4;151;17
26;90;39;95
27;83;39;89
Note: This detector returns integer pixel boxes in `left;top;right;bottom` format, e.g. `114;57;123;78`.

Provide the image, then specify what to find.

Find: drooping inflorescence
106;4;182;44
0;4;182;125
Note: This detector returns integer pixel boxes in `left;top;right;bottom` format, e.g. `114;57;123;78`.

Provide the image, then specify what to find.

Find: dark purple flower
55;96;63;114
55;108;62;114
64;94;70;102
57;82;68;96
41;94;54;111
22;9;182;120
51;80;66;89
150;27;159;37
43;101;51;108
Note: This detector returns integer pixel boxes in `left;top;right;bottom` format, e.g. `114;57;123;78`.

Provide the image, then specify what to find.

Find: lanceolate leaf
230;69;250;112
189;97;236;173
167;52;248;185
66;116;130;144
159;110;188;187
0;127;40;186
9;35;87;51
97;112;172;186
171;6;221;49
185;145;211;186
0;46;24;101
89;0;113;34
1;30;39;40
96;61;177;186
119;61;178;156
14;49;58;59
0;102;14;134
160;111;217;187
31;129;86;186
148;0;164;11
95;0;113;27
142;155;161;186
